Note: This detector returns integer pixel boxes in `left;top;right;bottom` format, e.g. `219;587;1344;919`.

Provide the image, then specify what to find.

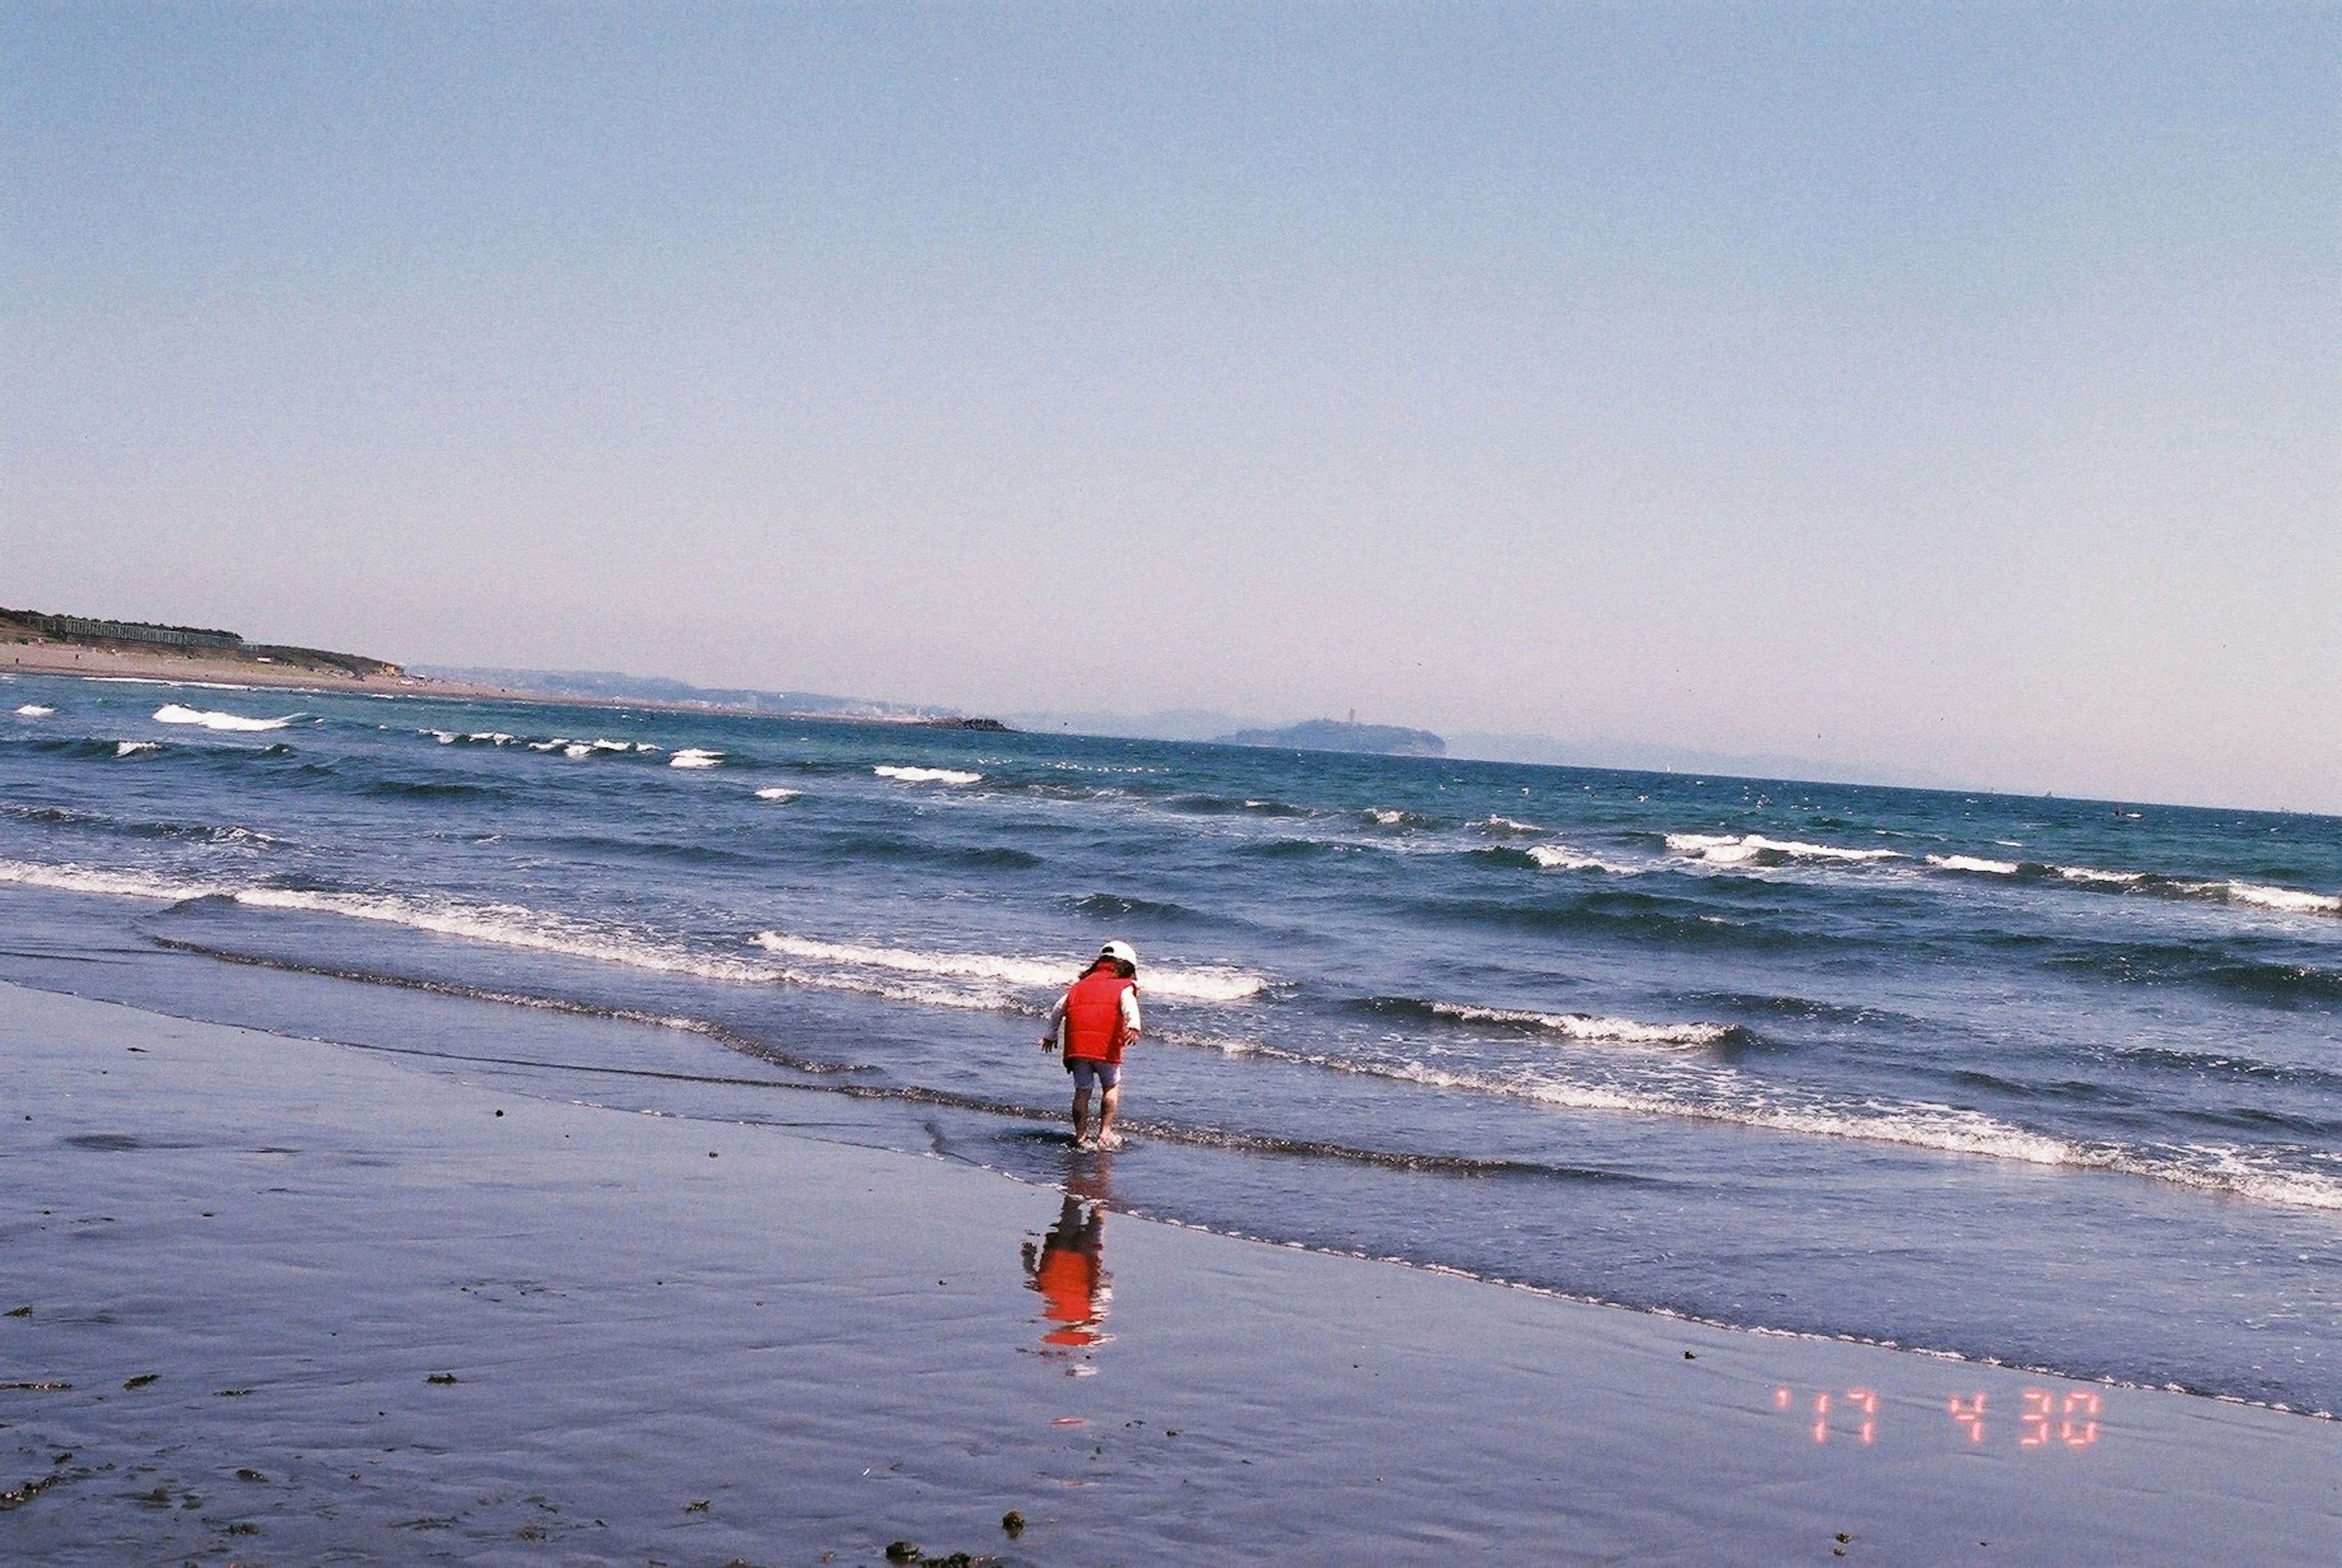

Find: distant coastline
0;607;1011;729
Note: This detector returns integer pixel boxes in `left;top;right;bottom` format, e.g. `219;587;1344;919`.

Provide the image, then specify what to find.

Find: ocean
4;674;2338;1419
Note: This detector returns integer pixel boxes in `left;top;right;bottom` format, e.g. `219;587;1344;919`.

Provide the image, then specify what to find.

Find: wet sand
4;979;2335;1564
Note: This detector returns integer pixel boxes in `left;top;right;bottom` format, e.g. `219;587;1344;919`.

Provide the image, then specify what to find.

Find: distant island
1214;718;1446;757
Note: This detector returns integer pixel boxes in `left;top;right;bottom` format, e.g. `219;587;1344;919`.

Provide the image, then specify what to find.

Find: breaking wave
751;931;1267;1003
1353;995;1741;1048
1668;832;1899;866
1667;831;2340;919
1526;843;1634;873
1176;1031;2342;1211
669;748;724;769
154;703;300;732
13;704;55;718
875;765;981;786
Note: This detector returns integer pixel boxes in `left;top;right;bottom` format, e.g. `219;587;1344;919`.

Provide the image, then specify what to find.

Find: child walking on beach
1041;940;1142;1150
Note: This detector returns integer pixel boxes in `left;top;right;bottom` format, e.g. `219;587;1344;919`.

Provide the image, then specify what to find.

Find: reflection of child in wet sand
1022;1194;1111;1350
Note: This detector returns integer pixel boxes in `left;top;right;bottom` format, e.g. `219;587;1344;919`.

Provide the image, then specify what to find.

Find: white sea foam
669;748;723;769
1927;854;2021;875
2057;865;2142;887
153;703;299;732
115;740;162;757
229;887;773;982
1525;844;1628;873
13;704;55;717
1426;1001;1733;1048
751;931;1266;1003
561;743;594;759
528;739;568;752
1477;815;1542;836
2046;862;2337;915
1667;832;1899;866
753;787;801;803
2223;882;2342;916
1176;1033;2342;1211
875;765;982;786
0;857;218;901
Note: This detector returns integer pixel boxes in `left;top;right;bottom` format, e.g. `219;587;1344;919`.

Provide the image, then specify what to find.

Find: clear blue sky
5;3;2335;811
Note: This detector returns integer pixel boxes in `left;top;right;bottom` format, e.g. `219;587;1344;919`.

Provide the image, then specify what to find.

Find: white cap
1099;940;1137;966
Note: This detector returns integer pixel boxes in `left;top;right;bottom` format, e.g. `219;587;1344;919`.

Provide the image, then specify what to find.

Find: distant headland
1214;718;1447;758
2;605;413;686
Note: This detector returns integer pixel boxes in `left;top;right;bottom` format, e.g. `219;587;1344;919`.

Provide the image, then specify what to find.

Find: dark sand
4;981;2336;1564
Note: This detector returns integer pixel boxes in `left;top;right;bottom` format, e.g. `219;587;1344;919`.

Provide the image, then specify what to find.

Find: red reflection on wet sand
1023;1167;1113;1356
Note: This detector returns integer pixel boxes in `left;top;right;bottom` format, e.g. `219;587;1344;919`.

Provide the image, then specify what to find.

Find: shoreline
5;977;2336;1563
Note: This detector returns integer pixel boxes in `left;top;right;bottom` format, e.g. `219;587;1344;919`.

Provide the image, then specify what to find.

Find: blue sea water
4;675;2339;1416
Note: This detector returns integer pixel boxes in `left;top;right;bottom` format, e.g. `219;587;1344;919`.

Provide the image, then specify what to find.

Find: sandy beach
4;978;2335;1565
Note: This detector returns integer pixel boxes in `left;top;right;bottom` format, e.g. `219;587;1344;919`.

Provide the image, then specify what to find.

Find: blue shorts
1068;1058;1120;1091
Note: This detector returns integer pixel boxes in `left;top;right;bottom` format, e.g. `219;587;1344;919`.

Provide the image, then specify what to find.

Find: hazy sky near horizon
5;4;2336;811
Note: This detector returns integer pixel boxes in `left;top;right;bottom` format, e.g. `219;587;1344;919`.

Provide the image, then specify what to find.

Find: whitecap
2223;882;2342;917
1525;843;1631;873
2057;865;2143;886
115;740;162;757
154;703;299;732
669;748;723;769
751;931;1266;1003
1476;815;1542;836
1426;1001;1733;1048
1667;832;1899;866
1926;854;2021;875
874;765;981;786
0;857;215;900
753;787;801;803
13;704;56;717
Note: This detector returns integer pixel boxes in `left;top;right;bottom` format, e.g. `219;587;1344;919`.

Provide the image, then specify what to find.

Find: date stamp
1775;1386;2103;1447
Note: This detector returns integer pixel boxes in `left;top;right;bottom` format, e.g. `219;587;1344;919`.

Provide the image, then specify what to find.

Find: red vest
1062;970;1136;1062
